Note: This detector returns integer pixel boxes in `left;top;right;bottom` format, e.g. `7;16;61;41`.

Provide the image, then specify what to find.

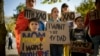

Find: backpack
38;21;45;31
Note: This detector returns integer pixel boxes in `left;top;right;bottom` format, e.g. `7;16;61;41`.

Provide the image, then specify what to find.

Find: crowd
14;0;100;56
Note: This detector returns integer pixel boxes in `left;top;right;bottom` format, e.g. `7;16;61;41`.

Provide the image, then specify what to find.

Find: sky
4;0;83;17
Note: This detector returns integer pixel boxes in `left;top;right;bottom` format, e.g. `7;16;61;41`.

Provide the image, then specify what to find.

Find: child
70;16;86;56
61;3;70;56
15;0;36;54
27;18;39;32
49;7;63;56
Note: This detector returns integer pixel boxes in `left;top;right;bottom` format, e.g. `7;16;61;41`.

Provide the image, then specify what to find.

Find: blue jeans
91;35;100;56
50;44;63;56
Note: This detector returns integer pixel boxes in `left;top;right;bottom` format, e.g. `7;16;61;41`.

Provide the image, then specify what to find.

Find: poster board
46;22;70;44
61;12;75;21
89;10;100;20
20;31;50;56
24;8;47;21
71;41;93;53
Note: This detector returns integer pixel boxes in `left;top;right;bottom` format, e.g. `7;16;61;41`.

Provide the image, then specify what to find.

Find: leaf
76;0;95;17
41;0;48;4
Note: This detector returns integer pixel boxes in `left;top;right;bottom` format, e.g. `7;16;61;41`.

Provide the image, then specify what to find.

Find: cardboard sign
25;8;47;21
20;31;50;56
89;10;100;20
61;12;75;21
71;41;93;53
46;22;70;44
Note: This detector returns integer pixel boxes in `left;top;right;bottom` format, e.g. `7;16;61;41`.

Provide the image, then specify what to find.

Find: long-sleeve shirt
84;9;100;36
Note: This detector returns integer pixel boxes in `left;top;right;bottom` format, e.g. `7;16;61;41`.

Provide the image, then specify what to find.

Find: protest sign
20;31;50;56
46;22;70;44
25;8;47;21
71;41;93;53
89;10;100;20
61;12;75;21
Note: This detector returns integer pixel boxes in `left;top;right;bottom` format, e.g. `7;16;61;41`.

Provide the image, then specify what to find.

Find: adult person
84;0;100;56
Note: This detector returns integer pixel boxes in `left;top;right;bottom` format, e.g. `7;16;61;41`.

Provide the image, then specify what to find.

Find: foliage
13;3;25;19
41;0;62;4
5;17;16;34
16;3;25;14
76;0;95;17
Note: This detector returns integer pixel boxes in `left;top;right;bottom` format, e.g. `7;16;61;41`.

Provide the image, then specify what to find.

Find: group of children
15;0;100;56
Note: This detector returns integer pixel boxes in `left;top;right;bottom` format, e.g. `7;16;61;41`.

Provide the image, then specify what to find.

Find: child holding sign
14;0;36;54
15;0;45;54
27;18;39;32
49;7;63;56
70;16;87;56
61;3;70;56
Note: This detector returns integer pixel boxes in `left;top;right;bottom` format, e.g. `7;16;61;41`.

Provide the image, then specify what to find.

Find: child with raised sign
14;0;36;54
60;3;70;56
15;0;45;54
48;7;63;56
70;16;87;56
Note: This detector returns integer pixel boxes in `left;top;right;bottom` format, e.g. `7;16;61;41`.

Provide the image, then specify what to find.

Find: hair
29;17;39;23
26;0;36;7
74;16;84;22
51;7;58;14
61;3;68;8
26;0;36;3
61;3;68;14
26;17;39;31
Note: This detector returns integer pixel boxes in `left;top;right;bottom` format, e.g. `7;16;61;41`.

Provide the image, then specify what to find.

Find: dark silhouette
8;36;13;49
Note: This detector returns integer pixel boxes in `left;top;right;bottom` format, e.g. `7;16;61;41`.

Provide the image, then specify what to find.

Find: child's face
62;7;68;13
75;18;84;28
51;8;59;19
28;21;39;32
26;0;35;8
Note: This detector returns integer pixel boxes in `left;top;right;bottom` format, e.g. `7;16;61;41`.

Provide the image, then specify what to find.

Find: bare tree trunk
0;0;7;56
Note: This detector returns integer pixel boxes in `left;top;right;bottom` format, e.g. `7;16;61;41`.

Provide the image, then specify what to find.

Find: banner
89;10;100;20
61;12;75;21
20;31;50;56
25;8;47;21
71;41;93;53
46;22;70;44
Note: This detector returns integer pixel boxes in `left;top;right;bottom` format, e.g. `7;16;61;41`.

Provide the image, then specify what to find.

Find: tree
76;0;95;17
5;17;16;34
0;0;7;56
13;3;25;20
16;3;25;14
41;0;70;4
41;0;62;4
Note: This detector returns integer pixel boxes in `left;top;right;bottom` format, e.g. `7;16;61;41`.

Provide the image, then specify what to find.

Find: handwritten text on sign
25;8;47;20
89;10;100;20
61;12;75;21
46;22;70;44
71;41;93;53
20;31;50;56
